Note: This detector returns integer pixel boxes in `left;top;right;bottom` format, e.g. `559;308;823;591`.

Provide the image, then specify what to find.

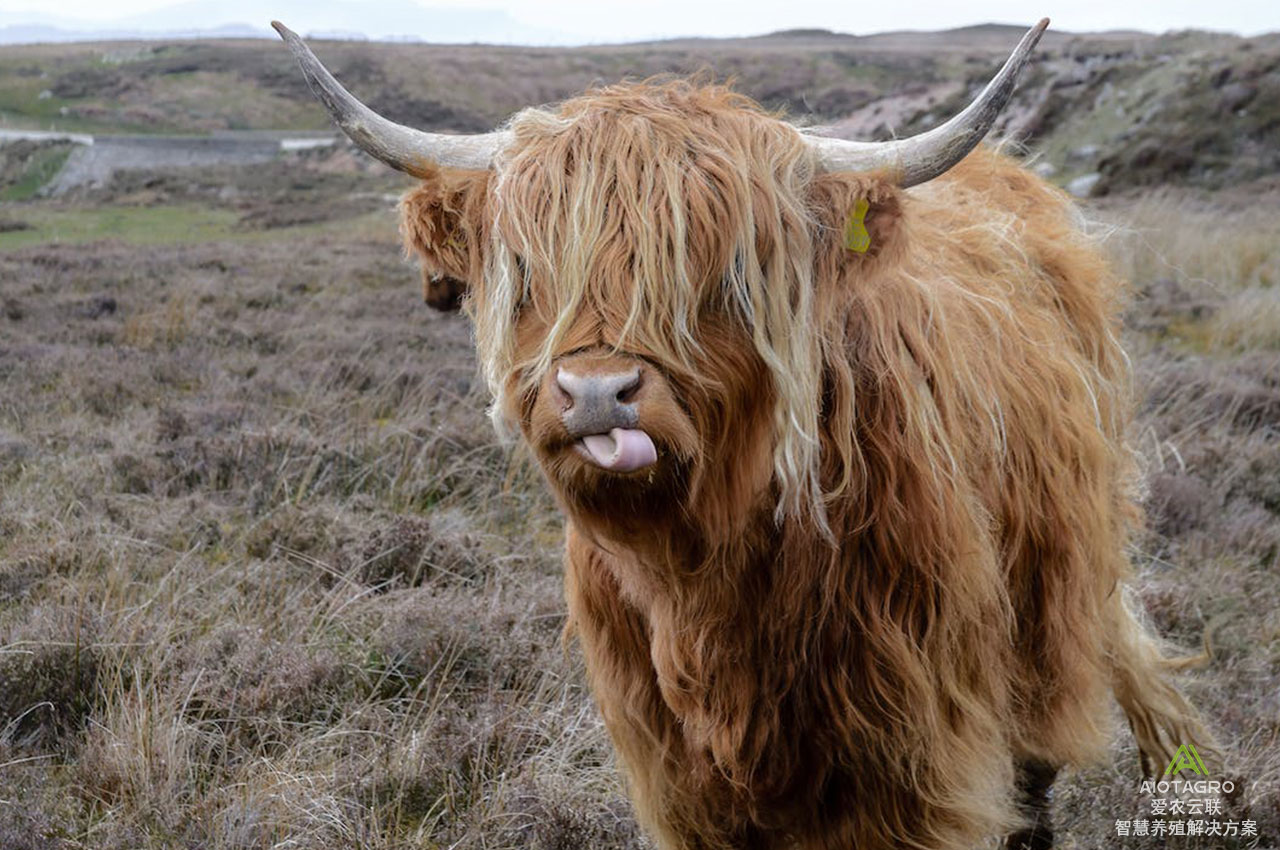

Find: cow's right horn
806;18;1049;186
273;21;507;174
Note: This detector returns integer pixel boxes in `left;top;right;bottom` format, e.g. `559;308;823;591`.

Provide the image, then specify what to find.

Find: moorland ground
1;25;1279;850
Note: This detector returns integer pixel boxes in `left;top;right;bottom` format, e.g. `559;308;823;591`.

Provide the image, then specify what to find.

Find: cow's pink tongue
580;429;657;472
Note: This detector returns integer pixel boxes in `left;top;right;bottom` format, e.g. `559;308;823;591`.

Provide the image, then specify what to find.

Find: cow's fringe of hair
474;80;828;527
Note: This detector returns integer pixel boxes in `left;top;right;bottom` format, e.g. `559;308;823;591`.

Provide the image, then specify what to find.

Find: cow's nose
556;367;642;436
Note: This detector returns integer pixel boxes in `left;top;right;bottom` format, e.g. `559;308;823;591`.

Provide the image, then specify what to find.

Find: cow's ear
400;166;491;312
809;171;906;274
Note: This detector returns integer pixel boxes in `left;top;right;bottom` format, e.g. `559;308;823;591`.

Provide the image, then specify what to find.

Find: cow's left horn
806;18;1049;186
272;21;507;173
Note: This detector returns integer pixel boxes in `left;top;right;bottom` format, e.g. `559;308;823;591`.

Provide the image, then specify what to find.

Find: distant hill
1;26;1276;194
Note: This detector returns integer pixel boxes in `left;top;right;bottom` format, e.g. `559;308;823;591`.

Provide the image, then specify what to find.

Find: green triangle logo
1165;743;1208;776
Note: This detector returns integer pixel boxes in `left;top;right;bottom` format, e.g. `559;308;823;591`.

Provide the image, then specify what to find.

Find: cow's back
898;148;1136;764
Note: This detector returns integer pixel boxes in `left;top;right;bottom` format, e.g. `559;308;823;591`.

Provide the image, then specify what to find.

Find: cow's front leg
1002;759;1059;850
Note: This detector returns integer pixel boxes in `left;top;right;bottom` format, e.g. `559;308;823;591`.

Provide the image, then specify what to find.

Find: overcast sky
0;0;1275;39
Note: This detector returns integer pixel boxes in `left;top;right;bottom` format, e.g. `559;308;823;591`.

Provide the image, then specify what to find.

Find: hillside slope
1;27;1277;193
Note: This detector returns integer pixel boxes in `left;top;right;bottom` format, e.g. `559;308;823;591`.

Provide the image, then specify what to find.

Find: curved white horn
272;21;508;173
807;18;1049;186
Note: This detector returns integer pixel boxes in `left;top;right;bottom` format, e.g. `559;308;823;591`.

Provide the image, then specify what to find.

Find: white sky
0;0;1275;38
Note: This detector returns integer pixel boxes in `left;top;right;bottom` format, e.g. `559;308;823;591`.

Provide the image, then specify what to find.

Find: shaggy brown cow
275;20;1213;850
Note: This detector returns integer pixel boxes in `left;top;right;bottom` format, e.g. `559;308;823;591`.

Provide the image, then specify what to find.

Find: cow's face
501;84;823;536
510;295;776;538
402;83;902;538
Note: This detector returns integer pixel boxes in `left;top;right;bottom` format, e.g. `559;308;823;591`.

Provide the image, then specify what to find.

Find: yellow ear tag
843;197;871;253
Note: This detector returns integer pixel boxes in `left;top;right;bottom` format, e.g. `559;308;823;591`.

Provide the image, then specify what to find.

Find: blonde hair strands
475;81;828;525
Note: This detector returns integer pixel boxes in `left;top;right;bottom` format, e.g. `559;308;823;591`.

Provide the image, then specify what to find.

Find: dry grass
1064;191;1280;849
1211;289;1280;354
0;181;1278;848
1107;192;1280;298
0;232;638;849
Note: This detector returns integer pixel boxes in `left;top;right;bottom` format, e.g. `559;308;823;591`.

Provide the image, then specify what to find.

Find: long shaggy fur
482;82;826;522
399;80;1213;850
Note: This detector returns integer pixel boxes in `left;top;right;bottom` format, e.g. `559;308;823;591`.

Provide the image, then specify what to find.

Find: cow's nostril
614;372;641;404
555;367;643;437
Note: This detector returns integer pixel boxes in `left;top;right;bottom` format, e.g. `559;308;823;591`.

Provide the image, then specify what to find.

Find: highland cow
275;19;1213;850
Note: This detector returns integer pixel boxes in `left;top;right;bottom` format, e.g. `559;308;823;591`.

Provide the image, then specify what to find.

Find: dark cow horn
272;21;508;173
806;18;1049;186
